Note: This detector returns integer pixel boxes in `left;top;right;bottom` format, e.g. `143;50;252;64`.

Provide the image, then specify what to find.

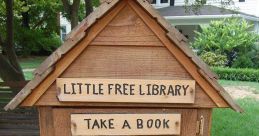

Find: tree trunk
0;54;24;81
71;9;79;29
21;0;30;28
56;13;61;36
61;0;80;29
71;0;80;29
1;0;25;81
84;0;93;17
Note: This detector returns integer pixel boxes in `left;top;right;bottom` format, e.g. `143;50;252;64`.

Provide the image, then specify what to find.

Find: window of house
161;0;169;3
151;0;156;4
195;0;206;4
61;26;67;41
239;0;245;2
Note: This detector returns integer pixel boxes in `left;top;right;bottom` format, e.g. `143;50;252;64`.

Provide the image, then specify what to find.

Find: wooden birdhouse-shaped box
5;0;242;136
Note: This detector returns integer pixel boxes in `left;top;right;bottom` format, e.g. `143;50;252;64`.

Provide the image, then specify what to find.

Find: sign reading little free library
57;78;195;103
71;114;181;135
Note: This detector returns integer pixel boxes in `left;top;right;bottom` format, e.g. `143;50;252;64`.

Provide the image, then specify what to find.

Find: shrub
192;18;259;68
232;55;254;68
200;52;227;67
212;67;259;82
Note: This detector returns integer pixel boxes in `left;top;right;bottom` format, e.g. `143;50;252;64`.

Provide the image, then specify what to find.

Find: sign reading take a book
71;114;181;135
56;78;196;103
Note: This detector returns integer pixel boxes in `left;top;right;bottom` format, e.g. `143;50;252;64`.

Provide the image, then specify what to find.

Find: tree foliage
192;18;259;68
0;0;62;56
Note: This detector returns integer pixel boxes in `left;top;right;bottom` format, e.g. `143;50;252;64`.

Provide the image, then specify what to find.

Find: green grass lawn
19;56;46;69
19;56;46;80
24;71;34;80
212;98;259;136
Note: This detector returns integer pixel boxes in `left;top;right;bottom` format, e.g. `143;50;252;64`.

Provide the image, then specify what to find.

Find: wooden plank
0;81;28;88
71;113;181;136
127;0;228;108
0;129;39;136
35;46;216;108
91;5;163;46
61;46;192;79
57;78;195;104
52;108;197;136
197;109;213;136
38;107;54;136
0;91;13;98
20;1;127;107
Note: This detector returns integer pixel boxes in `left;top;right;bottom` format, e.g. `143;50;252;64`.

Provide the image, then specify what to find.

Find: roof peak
5;0;242;113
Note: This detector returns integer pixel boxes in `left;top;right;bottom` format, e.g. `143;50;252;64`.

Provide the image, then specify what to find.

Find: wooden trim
39;107;55;136
128;0;228;108
20;1;127;107
197;109;213;136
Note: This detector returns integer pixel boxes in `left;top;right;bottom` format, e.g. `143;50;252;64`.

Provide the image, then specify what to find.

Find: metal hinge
196;115;205;136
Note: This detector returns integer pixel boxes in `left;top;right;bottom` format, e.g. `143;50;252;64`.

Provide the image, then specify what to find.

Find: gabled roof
5;0;242;112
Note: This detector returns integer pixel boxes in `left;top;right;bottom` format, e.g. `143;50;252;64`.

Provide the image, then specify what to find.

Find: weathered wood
0;108;39;136
57;78;196;104
0;129;39;136
38;107;54;136
198;69;243;112
71;113;181;135
20;1;127;107
52;108;197;136
128;0;229;108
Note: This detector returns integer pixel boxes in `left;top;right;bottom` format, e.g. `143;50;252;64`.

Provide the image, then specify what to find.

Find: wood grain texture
91;5;163;46
197;109;213;136
4;0;123;111
56;78;196;104
35;46;216;108
127;0;228;108
38;107;55;136
20;1;127;107
52;108;197;136
71;113;181;135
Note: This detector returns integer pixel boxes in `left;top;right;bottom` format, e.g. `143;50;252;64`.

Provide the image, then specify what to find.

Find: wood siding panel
197;109;213;136
38;107;55;136
35;46;216;108
91;5;163;46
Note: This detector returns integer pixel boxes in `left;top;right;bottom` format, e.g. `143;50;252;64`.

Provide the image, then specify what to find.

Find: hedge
211;67;259;82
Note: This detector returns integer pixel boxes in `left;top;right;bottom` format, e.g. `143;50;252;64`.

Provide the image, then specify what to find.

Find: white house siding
154;0;259;17
206;0;259;17
60;14;71;41
232;0;259;17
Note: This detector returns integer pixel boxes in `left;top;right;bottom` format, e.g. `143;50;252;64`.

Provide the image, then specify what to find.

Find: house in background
60;0;259;42
153;0;259;41
60;15;71;41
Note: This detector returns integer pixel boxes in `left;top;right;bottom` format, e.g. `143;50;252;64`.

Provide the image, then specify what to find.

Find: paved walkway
224;86;259;100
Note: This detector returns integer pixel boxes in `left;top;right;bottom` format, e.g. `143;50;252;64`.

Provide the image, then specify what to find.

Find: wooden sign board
57;78;195;103
71;113;181;136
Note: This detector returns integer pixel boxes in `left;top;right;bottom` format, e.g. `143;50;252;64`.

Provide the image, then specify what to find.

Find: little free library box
5;0;242;136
